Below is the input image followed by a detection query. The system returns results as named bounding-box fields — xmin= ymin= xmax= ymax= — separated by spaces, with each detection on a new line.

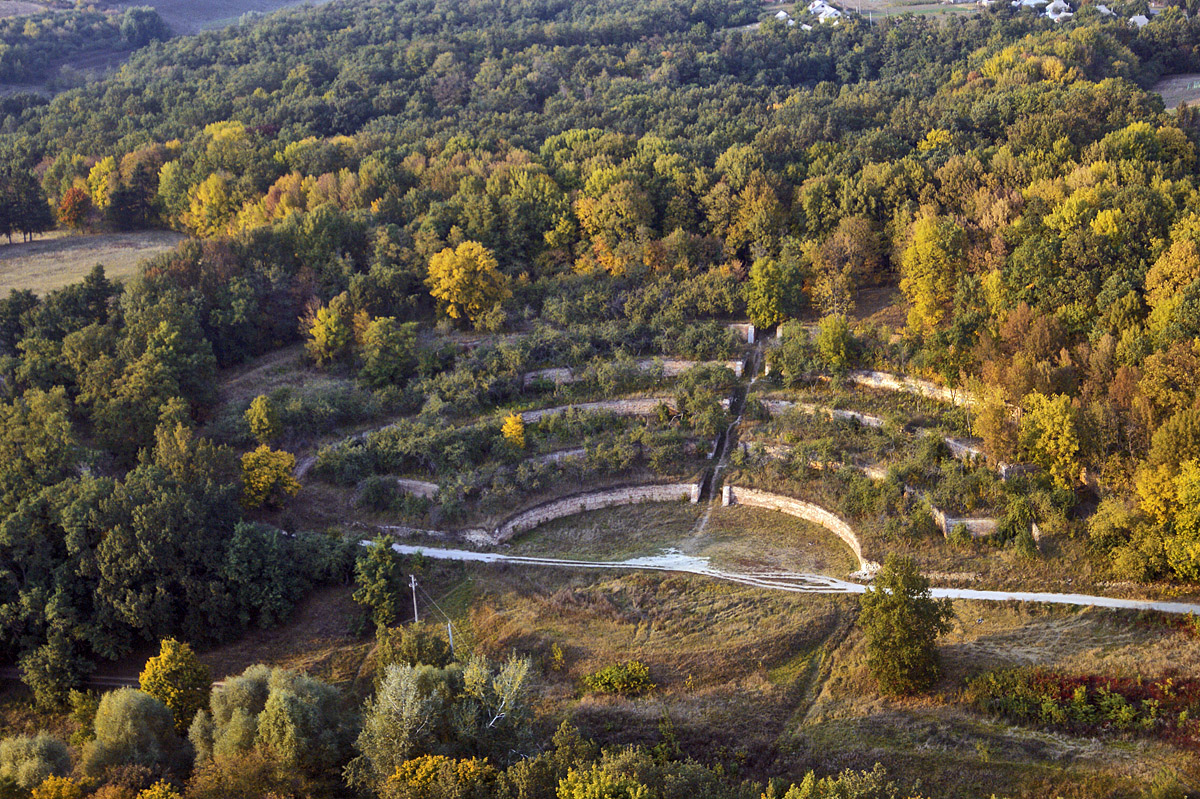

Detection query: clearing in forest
xmin=1154 ymin=72 xmax=1200 ymax=110
xmin=0 ymin=230 xmax=184 ymax=294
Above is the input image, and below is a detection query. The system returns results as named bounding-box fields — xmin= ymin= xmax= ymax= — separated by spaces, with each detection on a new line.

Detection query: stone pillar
xmin=722 ymin=485 xmax=733 ymax=506
xmin=747 ymin=324 xmax=755 ymax=345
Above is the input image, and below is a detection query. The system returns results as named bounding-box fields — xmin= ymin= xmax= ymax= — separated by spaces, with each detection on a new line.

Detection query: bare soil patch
xmin=0 ymin=230 xmax=184 ymax=295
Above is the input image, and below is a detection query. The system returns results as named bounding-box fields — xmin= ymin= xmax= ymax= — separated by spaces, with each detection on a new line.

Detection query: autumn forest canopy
xmin=5 ymin=0 xmax=1200 ymax=793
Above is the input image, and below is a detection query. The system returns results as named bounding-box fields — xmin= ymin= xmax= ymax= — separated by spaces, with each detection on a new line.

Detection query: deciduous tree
xmin=857 ymin=555 xmax=953 ymax=695
xmin=501 ymin=413 xmax=525 ymax=450
xmin=1020 ymin=392 xmax=1082 ymax=490
xmin=900 ymin=215 xmax=965 ymax=332
xmin=139 ymin=638 xmax=212 ymax=734
xmin=426 ymin=242 xmax=510 ymax=327
xmin=244 ymin=395 xmax=280 ymax=445
xmin=240 ymin=445 xmax=300 ymax=509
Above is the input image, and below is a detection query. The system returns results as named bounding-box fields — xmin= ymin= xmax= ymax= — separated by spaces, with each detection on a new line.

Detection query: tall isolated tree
xmin=426 ymin=242 xmax=511 ymax=327
xmin=353 ymin=540 xmax=405 ymax=631
xmin=857 ymin=555 xmax=953 ymax=695
xmin=746 ymin=257 xmax=786 ymax=329
xmin=815 ymin=314 xmax=852 ymax=377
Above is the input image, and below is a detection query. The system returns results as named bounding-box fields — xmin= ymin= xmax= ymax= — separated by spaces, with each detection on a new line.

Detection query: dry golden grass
xmin=0 ymin=683 xmax=76 ymax=739
xmin=217 ymin=344 xmax=312 ymax=407
xmin=500 ymin=502 xmax=859 ymax=576
xmin=432 ymin=562 xmax=1200 ymax=796
xmin=0 ymin=0 xmax=48 ymax=17
xmin=938 ymin=600 xmax=1200 ymax=682
xmin=1154 ymin=72 xmax=1200 ymax=110
xmin=447 ymin=565 xmax=852 ymax=762
xmin=692 ymin=505 xmax=859 ymax=576
xmin=503 ymin=502 xmax=704 ymax=559
xmin=196 ymin=585 xmax=372 ymax=687
xmin=0 ymin=231 xmax=184 ymax=295
xmin=795 ymin=599 xmax=1200 ymax=797
xmin=163 ymin=551 xmax=1200 ymax=796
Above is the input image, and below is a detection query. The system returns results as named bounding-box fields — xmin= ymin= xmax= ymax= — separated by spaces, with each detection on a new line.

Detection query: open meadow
xmin=0 ymin=231 xmax=183 ymax=294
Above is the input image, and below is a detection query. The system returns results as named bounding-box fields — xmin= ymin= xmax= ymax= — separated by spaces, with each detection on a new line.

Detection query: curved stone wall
xmin=521 ymin=397 xmax=730 ymax=424
xmin=494 ymin=483 xmax=700 ymax=542
xmin=722 ymin=485 xmax=877 ymax=574
xmin=522 ymin=358 xmax=745 ymax=388
xmin=848 ymin=370 xmax=978 ymax=408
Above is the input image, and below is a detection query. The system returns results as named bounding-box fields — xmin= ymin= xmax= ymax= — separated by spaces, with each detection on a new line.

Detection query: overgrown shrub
xmin=582 ymin=661 xmax=655 ymax=696
xmin=0 ymin=733 xmax=71 ymax=790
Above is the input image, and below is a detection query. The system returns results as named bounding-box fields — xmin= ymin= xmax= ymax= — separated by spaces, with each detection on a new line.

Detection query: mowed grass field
xmin=0 ymin=0 xmax=52 ymax=18
xmin=0 ymin=231 xmax=184 ymax=295
xmin=1154 ymin=72 xmax=1200 ymax=110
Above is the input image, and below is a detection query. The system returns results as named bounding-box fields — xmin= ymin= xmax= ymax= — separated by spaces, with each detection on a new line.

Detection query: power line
xmin=417 ymin=582 xmax=476 ymax=656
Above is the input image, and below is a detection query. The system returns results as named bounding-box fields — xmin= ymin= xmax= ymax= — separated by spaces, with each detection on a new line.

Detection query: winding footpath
xmin=387 ymin=542 xmax=1200 ymax=616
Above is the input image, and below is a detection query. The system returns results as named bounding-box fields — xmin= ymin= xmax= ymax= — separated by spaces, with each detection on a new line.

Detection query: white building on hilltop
xmin=807 ymin=0 xmax=844 ymax=22
xmin=1044 ymin=0 xmax=1073 ymax=21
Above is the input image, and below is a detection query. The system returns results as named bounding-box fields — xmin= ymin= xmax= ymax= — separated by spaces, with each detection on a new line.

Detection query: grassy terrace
xmin=501 ymin=502 xmax=860 ymax=577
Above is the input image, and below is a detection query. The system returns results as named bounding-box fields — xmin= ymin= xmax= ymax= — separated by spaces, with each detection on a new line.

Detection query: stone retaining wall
xmin=727 ymin=323 xmax=756 ymax=344
xmin=523 ymin=358 xmax=744 ymax=387
xmin=522 ymin=397 xmax=730 ymax=424
xmin=396 ymin=478 xmax=439 ymax=499
xmin=930 ymin=507 xmax=999 ymax=539
xmin=494 ymin=483 xmax=701 ymax=542
xmin=762 ymin=399 xmax=885 ymax=428
xmin=529 ymin=448 xmax=587 ymax=465
xmin=848 ymin=370 xmax=978 ymax=407
xmin=722 ymin=485 xmax=876 ymax=573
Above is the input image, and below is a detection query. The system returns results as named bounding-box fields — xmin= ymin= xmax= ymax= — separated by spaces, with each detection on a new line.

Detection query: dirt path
xmin=687 ymin=344 xmax=760 ymax=539
xmin=386 ymin=542 xmax=1200 ymax=615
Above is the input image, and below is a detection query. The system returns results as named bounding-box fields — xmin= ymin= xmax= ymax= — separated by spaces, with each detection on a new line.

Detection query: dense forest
xmin=5 ymin=0 xmax=1200 ymax=793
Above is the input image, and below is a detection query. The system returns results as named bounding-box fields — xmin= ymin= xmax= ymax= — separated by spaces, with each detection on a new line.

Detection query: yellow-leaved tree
xmin=304 ymin=292 xmax=367 ymax=367
xmin=245 ymin=394 xmax=280 ymax=445
xmin=241 ymin=445 xmax=300 ymax=509
xmin=426 ymin=241 xmax=511 ymax=326
xmin=900 ymin=214 xmax=965 ymax=333
xmin=139 ymin=638 xmax=211 ymax=734
xmin=501 ymin=413 xmax=525 ymax=449
xmin=385 ymin=755 xmax=497 ymax=799
xmin=1019 ymin=392 xmax=1081 ymax=490
xmin=182 ymin=172 xmax=240 ymax=237
xmin=135 ymin=781 xmax=183 ymax=799
xmin=30 ymin=776 xmax=82 ymax=799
